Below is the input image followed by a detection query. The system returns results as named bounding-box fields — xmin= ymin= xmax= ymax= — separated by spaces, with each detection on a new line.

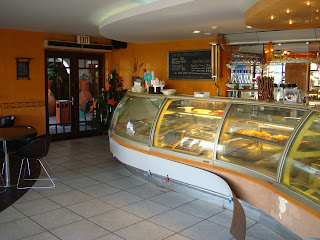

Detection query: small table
xmin=0 ymin=127 xmax=37 ymax=187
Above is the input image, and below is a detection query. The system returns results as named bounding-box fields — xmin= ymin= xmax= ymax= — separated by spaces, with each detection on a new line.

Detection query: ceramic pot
xmin=79 ymin=79 xmax=93 ymax=108
xmin=48 ymin=79 xmax=55 ymax=116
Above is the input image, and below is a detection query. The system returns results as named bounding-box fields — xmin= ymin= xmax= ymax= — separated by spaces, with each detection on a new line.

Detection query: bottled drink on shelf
xmin=243 ymin=70 xmax=248 ymax=83
xmin=230 ymin=70 xmax=236 ymax=83
xmin=238 ymin=70 xmax=243 ymax=83
xmin=248 ymin=70 xmax=252 ymax=83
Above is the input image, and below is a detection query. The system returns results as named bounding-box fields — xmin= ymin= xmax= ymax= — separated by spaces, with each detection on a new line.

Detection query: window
xmin=309 ymin=63 xmax=320 ymax=92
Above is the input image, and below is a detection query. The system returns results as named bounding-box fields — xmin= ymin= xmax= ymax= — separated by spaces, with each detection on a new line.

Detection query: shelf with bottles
xmin=231 ymin=69 xmax=252 ymax=84
xmin=229 ymin=50 xmax=262 ymax=65
xmin=228 ymin=57 xmax=261 ymax=66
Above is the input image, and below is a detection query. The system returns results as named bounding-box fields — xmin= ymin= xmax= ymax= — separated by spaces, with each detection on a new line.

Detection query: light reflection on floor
xmin=49 ymin=113 xmax=93 ymax=134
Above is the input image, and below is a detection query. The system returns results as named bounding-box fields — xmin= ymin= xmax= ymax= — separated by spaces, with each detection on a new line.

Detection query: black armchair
xmin=15 ymin=133 xmax=55 ymax=189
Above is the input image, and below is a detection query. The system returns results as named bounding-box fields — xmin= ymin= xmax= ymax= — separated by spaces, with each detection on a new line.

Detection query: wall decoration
xmin=0 ymin=101 xmax=45 ymax=109
xmin=16 ymin=58 xmax=33 ymax=80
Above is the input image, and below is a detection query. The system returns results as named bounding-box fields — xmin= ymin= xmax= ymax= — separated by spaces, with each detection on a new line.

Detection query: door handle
xmin=71 ymin=97 xmax=74 ymax=106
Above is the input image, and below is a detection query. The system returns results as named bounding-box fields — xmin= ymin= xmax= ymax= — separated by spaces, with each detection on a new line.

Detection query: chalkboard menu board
xmin=168 ymin=49 xmax=211 ymax=80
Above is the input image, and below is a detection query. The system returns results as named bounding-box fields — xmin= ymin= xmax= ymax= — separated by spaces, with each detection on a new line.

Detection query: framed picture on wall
xmin=16 ymin=58 xmax=32 ymax=80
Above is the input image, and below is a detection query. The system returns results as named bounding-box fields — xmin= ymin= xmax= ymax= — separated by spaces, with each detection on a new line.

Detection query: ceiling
xmin=0 ymin=0 xmax=262 ymax=44
xmin=0 ymin=0 xmax=319 ymax=44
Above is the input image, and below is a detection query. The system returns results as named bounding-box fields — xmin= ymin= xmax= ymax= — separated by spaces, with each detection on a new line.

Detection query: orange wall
xmin=0 ymin=28 xmax=111 ymax=135
xmin=110 ymin=38 xmax=228 ymax=96
xmin=0 ymin=28 xmax=228 ymax=135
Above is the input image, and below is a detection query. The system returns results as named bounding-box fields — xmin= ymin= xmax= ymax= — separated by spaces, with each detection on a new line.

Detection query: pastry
xmin=272 ymin=134 xmax=289 ymax=142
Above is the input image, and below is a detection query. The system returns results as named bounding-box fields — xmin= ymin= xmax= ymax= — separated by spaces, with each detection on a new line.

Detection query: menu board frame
xmin=168 ymin=49 xmax=212 ymax=80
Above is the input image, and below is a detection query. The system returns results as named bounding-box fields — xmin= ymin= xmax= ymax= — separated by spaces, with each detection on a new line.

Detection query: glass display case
xmin=154 ymin=99 xmax=227 ymax=160
xmin=216 ymin=104 xmax=307 ymax=179
xmin=111 ymin=95 xmax=164 ymax=145
xmin=110 ymin=92 xmax=320 ymax=206
xmin=282 ymin=112 xmax=320 ymax=203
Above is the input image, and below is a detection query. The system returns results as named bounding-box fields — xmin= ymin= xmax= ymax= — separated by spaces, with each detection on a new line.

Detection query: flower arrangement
xmin=80 ymin=73 xmax=93 ymax=83
xmin=128 ymin=57 xmax=143 ymax=77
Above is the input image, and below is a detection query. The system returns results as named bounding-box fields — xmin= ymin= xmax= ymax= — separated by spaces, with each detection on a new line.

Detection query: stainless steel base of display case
xmin=124 ymin=164 xmax=302 ymax=240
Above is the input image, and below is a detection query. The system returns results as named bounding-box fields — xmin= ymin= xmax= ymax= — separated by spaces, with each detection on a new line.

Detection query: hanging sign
xmin=144 ymin=73 xmax=152 ymax=81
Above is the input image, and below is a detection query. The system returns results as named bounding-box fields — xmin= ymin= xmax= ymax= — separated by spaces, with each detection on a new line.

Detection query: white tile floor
xmin=0 ymin=136 xmax=287 ymax=240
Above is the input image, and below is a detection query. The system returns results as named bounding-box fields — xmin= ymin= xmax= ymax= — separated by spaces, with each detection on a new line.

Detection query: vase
xmin=79 ymin=79 xmax=93 ymax=108
xmin=48 ymin=79 xmax=56 ymax=116
xmin=132 ymin=76 xmax=140 ymax=86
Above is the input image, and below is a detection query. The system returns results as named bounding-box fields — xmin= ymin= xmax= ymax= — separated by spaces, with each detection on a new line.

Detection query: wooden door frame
xmin=45 ymin=50 xmax=105 ymax=140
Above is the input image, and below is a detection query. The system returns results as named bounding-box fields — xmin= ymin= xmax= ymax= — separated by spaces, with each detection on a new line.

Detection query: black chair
xmin=15 ymin=133 xmax=55 ymax=189
xmin=7 ymin=126 xmax=37 ymax=153
xmin=0 ymin=116 xmax=15 ymax=185
xmin=0 ymin=115 xmax=15 ymax=151
xmin=0 ymin=151 xmax=5 ymax=191
xmin=2 ymin=126 xmax=37 ymax=176
xmin=0 ymin=116 xmax=15 ymax=128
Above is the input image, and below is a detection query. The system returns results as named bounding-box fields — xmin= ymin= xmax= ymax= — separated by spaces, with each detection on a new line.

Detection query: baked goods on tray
xmin=235 ymin=129 xmax=289 ymax=143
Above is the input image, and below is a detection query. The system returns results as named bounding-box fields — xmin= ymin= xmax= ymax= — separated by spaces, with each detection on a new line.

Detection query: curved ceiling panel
xmin=99 ymin=0 xmax=259 ymax=44
xmin=246 ymin=0 xmax=320 ymax=30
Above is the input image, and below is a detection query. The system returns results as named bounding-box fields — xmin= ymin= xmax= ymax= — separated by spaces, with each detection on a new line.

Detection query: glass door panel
xmin=78 ymin=58 xmax=100 ymax=132
xmin=46 ymin=51 xmax=104 ymax=140
xmin=47 ymin=57 xmax=72 ymax=137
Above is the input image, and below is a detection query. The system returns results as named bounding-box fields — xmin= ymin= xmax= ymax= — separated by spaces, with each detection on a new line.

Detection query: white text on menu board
xmin=190 ymin=59 xmax=211 ymax=74
xmin=171 ymin=57 xmax=186 ymax=72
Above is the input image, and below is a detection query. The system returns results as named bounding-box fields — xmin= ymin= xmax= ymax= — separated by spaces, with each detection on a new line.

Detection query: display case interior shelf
xmin=165 ymin=108 xmax=223 ymax=117
xmin=230 ymin=132 xmax=286 ymax=147
xmin=172 ymin=137 xmax=214 ymax=156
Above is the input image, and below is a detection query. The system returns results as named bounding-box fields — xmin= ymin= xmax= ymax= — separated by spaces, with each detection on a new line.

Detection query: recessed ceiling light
xmin=289 ymin=19 xmax=293 ymax=24
xmin=306 ymin=1 xmax=311 ymax=6
xmin=270 ymin=15 xmax=274 ymax=20
xmin=193 ymin=30 xmax=201 ymax=34
xmin=286 ymin=9 xmax=291 ymax=13
xmin=211 ymin=26 xmax=220 ymax=30
xmin=247 ymin=26 xmax=252 ymax=28
xmin=204 ymin=32 xmax=212 ymax=35
xmin=306 ymin=42 xmax=310 ymax=44
xmin=278 ymin=43 xmax=282 ymax=45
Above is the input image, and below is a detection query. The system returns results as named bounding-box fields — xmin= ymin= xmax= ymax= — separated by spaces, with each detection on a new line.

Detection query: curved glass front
xmin=111 ymin=96 xmax=163 ymax=145
xmin=111 ymin=93 xmax=320 ymax=209
xmin=154 ymin=99 xmax=227 ymax=160
xmin=282 ymin=112 xmax=320 ymax=204
xmin=216 ymin=104 xmax=307 ymax=179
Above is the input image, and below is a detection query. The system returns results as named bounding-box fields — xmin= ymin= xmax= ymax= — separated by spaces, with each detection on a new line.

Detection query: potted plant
xmin=47 ymin=68 xmax=57 ymax=116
